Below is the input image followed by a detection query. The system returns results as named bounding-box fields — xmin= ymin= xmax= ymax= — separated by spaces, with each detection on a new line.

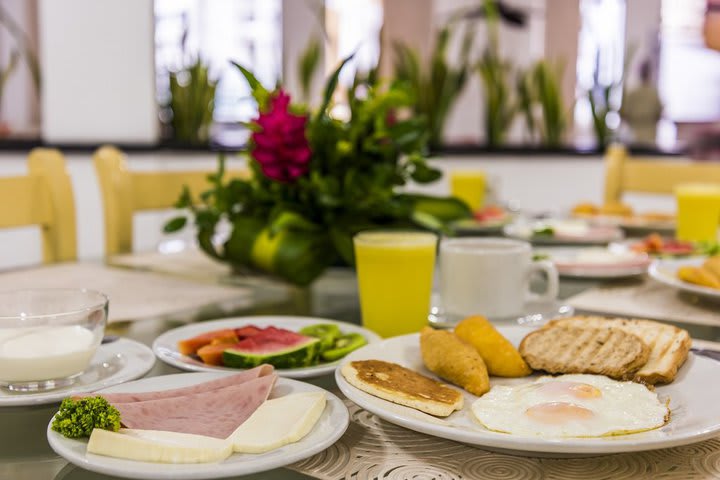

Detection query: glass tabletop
xmin=1 ymin=263 xmax=719 ymax=480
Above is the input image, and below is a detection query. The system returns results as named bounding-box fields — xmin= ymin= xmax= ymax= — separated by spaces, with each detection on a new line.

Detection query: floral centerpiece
xmin=166 ymin=58 xmax=470 ymax=286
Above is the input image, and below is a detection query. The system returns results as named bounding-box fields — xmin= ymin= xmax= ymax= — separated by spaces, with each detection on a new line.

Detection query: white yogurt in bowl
xmin=0 ymin=326 xmax=97 ymax=382
xmin=0 ymin=289 xmax=108 ymax=391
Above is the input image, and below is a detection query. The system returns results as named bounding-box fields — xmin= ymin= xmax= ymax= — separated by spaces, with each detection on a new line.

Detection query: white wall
xmin=38 ymin=0 xmax=159 ymax=144
xmin=0 ymin=151 xmax=676 ymax=271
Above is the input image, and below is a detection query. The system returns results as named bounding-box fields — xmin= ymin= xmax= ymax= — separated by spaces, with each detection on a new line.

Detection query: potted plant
xmin=165 ymin=58 xmax=470 ymax=286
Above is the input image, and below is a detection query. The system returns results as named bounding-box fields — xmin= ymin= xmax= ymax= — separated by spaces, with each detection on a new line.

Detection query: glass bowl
xmin=0 ymin=289 xmax=108 ymax=392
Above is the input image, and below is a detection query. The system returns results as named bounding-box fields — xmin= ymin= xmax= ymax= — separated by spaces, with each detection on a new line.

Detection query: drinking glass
xmin=0 ymin=289 xmax=108 ymax=392
xmin=675 ymin=183 xmax=720 ymax=242
xmin=450 ymin=170 xmax=486 ymax=212
xmin=353 ymin=231 xmax=437 ymax=338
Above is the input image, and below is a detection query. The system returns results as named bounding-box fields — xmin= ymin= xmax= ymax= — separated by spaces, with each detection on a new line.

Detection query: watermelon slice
xmin=234 ymin=325 xmax=263 ymax=339
xmin=178 ymin=329 xmax=238 ymax=355
xmin=222 ymin=327 xmax=321 ymax=369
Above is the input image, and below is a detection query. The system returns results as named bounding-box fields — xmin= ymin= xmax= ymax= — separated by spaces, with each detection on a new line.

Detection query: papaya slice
xmin=177 ymin=329 xmax=238 ymax=355
xmin=196 ymin=343 xmax=231 ymax=366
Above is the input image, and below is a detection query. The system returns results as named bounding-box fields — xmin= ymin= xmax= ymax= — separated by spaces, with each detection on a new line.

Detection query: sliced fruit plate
xmin=153 ymin=316 xmax=382 ymax=379
xmin=451 ymin=205 xmax=514 ymax=234
xmin=615 ymin=234 xmax=717 ymax=257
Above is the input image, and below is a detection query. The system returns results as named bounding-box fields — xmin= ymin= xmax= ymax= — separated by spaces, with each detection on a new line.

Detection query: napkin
xmin=566 ymin=277 xmax=720 ymax=327
xmin=0 ymin=263 xmax=252 ymax=323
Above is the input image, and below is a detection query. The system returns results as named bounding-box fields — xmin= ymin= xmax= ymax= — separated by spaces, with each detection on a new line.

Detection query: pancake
xmin=341 ymin=359 xmax=463 ymax=417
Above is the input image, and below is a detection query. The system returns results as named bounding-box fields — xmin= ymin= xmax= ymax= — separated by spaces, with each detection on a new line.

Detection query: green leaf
xmin=317 ymin=53 xmax=355 ymax=118
xmin=231 ymin=61 xmax=262 ymax=91
xmin=411 ymin=163 xmax=442 ymax=183
xmin=329 ymin=227 xmax=355 ymax=266
xmin=298 ymin=36 xmax=322 ymax=101
xmin=231 ymin=61 xmax=269 ymax=107
xmin=410 ymin=210 xmax=449 ymax=234
xmin=173 ymin=186 xmax=193 ymax=209
xmin=163 ymin=216 xmax=187 ymax=233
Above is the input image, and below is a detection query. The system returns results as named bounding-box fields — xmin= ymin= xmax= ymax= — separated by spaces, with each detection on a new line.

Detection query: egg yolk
xmin=537 ymin=381 xmax=602 ymax=399
xmin=525 ymin=402 xmax=595 ymax=424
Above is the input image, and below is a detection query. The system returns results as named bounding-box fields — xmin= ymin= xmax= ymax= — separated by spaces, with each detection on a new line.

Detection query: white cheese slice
xmin=87 ymin=428 xmax=233 ymax=464
xmin=231 ymin=391 xmax=326 ymax=453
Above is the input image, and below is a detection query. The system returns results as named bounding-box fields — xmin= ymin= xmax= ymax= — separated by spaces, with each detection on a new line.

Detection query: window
xmin=154 ymin=0 xmax=282 ymax=127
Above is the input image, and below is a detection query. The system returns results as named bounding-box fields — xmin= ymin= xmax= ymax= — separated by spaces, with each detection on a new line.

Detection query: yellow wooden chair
xmin=0 ymin=148 xmax=76 ymax=263
xmin=603 ymin=144 xmax=720 ymax=204
xmin=93 ymin=145 xmax=247 ymax=256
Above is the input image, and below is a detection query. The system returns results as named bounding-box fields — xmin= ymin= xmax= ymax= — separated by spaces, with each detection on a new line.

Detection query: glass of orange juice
xmin=353 ymin=231 xmax=437 ymax=338
xmin=450 ymin=170 xmax=486 ymax=212
xmin=675 ymin=183 xmax=720 ymax=242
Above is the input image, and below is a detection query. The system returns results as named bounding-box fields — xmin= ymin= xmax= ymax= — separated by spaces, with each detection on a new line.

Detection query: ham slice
xmin=78 ymin=364 xmax=274 ymax=403
xmin=113 ymin=374 xmax=277 ymax=439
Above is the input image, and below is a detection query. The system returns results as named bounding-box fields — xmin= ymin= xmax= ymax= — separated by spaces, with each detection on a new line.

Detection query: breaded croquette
xmin=420 ymin=327 xmax=490 ymax=396
xmin=455 ymin=316 xmax=531 ymax=377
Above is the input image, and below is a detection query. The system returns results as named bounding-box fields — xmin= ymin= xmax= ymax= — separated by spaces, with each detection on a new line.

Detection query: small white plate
xmin=504 ymin=222 xmax=624 ymax=245
xmin=47 ymin=372 xmax=349 ymax=480
xmin=649 ymin=258 xmax=720 ymax=301
xmin=539 ymin=247 xmax=651 ymax=279
xmin=0 ymin=338 xmax=155 ymax=407
xmin=153 ymin=316 xmax=382 ymax=379
xmin=336 ymin=325 xmax=720 ymax=456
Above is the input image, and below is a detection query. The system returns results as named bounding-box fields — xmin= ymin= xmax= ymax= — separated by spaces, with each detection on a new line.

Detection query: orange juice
xmin=353 ymin=232 xmax=437 ymax=338
xmin=450 ymin=171 xmax=486 ymax=212
xmin=675 ymin=183 xmax=720 ymax=242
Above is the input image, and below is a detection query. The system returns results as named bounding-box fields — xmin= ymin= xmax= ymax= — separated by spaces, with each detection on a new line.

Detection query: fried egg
xmin=471 ymin=374 xmax=669 ymax=438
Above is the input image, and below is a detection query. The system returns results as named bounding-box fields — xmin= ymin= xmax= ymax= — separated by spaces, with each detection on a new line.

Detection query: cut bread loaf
xmin=341 ymin=360 xmax=463 ymax=417
xmin=519 ymin=325 xmax=650 ymax=379
xmin=546 ymin=316 xmax=691 ymax=384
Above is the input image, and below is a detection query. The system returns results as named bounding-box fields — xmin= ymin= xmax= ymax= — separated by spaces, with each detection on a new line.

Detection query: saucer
xmin=428 ymin=293 xmax=574 ymax=328
xmin=0 ymin=338 xmax=155 ymax=407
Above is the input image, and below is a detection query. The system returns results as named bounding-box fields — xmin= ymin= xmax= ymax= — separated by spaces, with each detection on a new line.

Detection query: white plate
xmin=578 ymin=214 xmax=676 ymax=234
xmin=336 ymin=325 xmax=720 ymax=456
xmin=649 ymin=258 xmax=720 ymax=300
xmin=47 ymin=372 xmax=349 ymax=480
xmin=0 ymin=338 xmax=154 ymax=407
xmin=153 ymin=316 xmax=382 ymax=379
xmin=504 ymin=222 xmax=624 ymax=245
xmin=539 ymin=247 xmax=651 ymax=279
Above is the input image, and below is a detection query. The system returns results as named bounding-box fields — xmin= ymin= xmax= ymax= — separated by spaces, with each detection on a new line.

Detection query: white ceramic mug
xmin=439 ymin=237 xmax=559 ymax=319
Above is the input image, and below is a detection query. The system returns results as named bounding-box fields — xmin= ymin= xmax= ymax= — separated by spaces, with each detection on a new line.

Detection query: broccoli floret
xmin=51 ymin=396 xmax=121 ymax=439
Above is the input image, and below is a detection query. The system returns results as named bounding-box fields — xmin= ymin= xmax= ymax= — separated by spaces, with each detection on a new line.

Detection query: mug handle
xmin=525 ymin=260 xmax=559 ymax=304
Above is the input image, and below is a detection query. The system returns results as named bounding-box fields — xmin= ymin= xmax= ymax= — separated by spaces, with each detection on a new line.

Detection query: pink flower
xmin=251 ymin=90 xmax=311 ymax=183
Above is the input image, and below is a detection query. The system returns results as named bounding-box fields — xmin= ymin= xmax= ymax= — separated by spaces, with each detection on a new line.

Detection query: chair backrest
xmin=0 ymin=148 xmax=77 ymax=263
xmin=603 ymin=144 xmax=720 ymax=204
xmin=93 ymin=145 xmax=247 ymax=255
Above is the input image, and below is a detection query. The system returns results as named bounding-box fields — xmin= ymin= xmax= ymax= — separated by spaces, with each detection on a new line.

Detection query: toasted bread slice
xmin=547 ymin=316 xmax=691 ymax=384
xmin=519 ymin=325 xmax=650 ymax=379
xmin=341 ymin=360 xmax=463 ymax=417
